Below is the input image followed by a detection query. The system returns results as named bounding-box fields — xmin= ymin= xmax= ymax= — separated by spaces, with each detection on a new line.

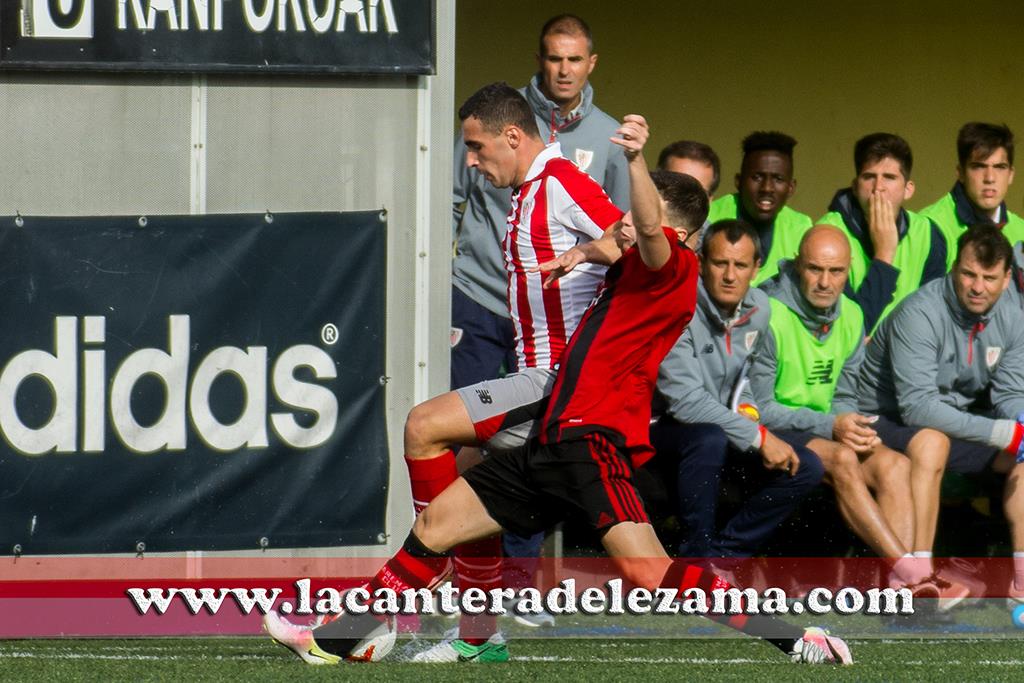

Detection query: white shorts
xmin=455 ymin=367 xmax=556 ymax=451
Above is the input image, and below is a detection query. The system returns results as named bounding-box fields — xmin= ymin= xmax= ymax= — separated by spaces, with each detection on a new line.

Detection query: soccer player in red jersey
xmin=264 ymin=115 xmax=852 ymax=667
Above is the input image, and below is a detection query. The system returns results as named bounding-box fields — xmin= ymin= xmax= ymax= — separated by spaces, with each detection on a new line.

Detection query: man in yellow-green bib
xmin=818 ymin=133 xmax=946 ymax=334
xmin=921 ymin=122 xmax=1023 ymax=271
xmin=707 ymin=131 xmax=812 ymax=284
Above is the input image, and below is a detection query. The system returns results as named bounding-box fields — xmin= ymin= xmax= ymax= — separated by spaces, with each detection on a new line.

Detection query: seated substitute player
xmin=264 ymin=115 xmax=853 ymax=667
xmin=857 ymin=224 xmax=1024 ymax=603
xmin=657 ymin=139 xmax=720 ymax=199
xmin=649 ymin=218 xmax=825 ymax=560
xmin=657 ymin=140 xmax=719 ymax=250
xmin=706 ymin=131 xmax=813 ymax=284
xmin=818 ymin=133 xmax=946 ymax=333
xmin=400 ymin=82 xmax=625 ymax=657
xmin=921 ymin=122 xmax=1024 ymax=270
xmin=748 ymin=226 xmax=953 ymax=596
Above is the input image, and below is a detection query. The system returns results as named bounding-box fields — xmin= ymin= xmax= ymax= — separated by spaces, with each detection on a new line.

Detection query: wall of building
xmin=455 ymin=1 xmax=1024 ymax=216
xmin=0 ymin=1 xmax=456 ymax=557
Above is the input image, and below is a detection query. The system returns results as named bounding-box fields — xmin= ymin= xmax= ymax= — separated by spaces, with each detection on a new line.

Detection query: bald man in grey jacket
xmin=749 ymin=226 xmax=949 ymax=595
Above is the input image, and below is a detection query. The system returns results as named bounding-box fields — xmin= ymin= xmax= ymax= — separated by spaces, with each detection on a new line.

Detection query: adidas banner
xmin=0 ymin=211 xmax=388 ymax=554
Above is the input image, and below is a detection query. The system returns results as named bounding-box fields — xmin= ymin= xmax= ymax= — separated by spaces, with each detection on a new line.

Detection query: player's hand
xmin=759 ymin=429 xmax=800 ymax=476
xmin=616 ymin=222 xmax=637 ymax=250
xmin=534 ymin=246 xmax=586 ymax=288
xmin=610 ymin=114 xmax=650 ymax=161
xmin=867 ymin=192 xmax=898 ymax=264
xmin=833 ymin=412 xmax=881 ymax=454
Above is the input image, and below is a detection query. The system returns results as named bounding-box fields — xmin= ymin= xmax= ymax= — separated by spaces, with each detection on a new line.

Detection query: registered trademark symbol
xmin=321 ymin=323 xmax=339 ymax=345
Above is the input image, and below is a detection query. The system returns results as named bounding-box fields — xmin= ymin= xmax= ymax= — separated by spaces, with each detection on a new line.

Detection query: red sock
xmin=367 ymin=533 xmax=451 ymax=598
xmin=455 ymin=534 xmax=502 ymax=644
xmin=315 ymin=533 xmax=449 ymax=645
xmin=406 ymin=450 xmax=458 ymax=515
xmin=659 ymin=559 xmax=801 ymax=647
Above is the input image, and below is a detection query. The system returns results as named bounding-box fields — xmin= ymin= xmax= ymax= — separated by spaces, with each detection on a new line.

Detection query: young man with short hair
xmin=818 ymin=133 xmax=946 ymax=332
xmin=657 ymin=140 xmax=720 ymax=198
xmin=707 ymin=132 xmax=812 ymax=283
xmin=405 ymin=81 xmax=625 ymax=659
xmin=921 ymin=122 xmax=1023 ymax=270
xmin=450 ymin=16 xmax=630 ymax=627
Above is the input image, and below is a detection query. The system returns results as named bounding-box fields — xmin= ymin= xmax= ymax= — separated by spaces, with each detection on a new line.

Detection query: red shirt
xmin=541 ymin=228 xmax=698 ymax=467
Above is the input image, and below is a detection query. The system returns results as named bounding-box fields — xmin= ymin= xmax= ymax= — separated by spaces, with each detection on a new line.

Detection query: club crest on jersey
xmin=450 ymin=327 xmax=463 ymax=348
xmin=574 ymin=149 xmax=595 ymax=172
xmin=745 ymin=331 xmax=759 ymax=351
xmin=986 ymin=347 xmax=1002 ymax=369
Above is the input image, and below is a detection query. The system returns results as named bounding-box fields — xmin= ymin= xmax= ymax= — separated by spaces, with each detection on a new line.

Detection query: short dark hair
xmin=657 ymin=140 xmax=721 ymax=194
xmin=649 ymin=170 xmax=709 ymax=233
xmin=458 ymin=82 xmax=540 ymax=138
xmin=957 ymin=122 xmax=1015 ymax=167
xmin=702 ymin=219 xmax=763 ymax=264
xmin=539 ymin=14 xmax=593 ymax=55
xmin=956 ymin=223 xmax=1013 ymax=271
xmin=854 ymin=132 xmax=913 ymax=178
xmin=741 ymin=131 xmax=797 ymax=161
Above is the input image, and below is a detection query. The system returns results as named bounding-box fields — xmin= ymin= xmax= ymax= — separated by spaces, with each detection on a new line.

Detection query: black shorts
xmin=461 ymin=431 xmax=650 ymax=538
xmin=872 ymin=414 xmax=997 ymax=474
xmin=774 ymin=429 xmax=815 ymax=449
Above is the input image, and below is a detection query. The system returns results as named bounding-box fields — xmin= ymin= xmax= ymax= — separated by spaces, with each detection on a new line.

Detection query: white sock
xmin=892 ymin=554 xmax=929 ymax=585
xmin=1014 ymin=552 xmax=1024 ymax=590
xmin=912 ymin=551 xmax=934 ymax=577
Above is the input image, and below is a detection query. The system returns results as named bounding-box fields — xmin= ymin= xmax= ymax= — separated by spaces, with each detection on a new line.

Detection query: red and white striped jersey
xmin=505 ymin=143 xmax=624 ymax=370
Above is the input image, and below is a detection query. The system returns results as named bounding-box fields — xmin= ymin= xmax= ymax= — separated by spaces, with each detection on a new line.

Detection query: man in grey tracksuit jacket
xmin=651 ymin=243 xmax=824 ymax=558
xmin=857 ymin=225 xmax=1024 ymax=589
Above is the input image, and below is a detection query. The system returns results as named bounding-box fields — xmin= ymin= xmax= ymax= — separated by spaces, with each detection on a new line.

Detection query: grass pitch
xmin=3 ymin=636 xmax=1024 ymax=682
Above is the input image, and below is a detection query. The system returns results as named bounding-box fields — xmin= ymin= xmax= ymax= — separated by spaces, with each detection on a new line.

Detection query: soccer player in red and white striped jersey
xmin=401 ymin=82 xmax=623 ymax=655
xmin=504 ymin=142 xmax=621 ymax=371
xmin=265 ymin=112 xmax=852 ymax=668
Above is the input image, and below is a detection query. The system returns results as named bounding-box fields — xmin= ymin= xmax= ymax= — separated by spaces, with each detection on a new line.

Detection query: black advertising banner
xmin=0 ymin=211 xmax=388 ymax=554
xmin=0 ymin=0 xmax=434 ymax=74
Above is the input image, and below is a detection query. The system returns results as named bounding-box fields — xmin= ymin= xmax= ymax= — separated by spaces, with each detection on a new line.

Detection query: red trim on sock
xmin=369 ymin=547 xmax=448 ymax=596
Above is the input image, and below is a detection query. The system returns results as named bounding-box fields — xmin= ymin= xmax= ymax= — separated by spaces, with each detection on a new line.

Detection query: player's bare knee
xmin=412 ymin=506 xmax=454 ymax=554
xmin=404 ymin=403 xmax=438 ymax=459
xmin=880 ymin=454 xmax=911 ymax=490
xmin=826 ymin=444 xmax=860 ymax=482
xmin=909 ymin=430 xmax=950 ymax=472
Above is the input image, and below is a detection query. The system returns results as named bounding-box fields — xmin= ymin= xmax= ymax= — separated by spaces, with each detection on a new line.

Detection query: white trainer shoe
xmin=410 ymin=628 xmax=509 ymax=663
xmin=263 ymin=611 xmax=340 ymax=665
xmin=790 ymin=626 xmax=853 ymax=665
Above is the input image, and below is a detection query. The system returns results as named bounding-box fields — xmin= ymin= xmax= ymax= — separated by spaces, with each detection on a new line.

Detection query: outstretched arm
xmin=612 ymin=114 xmax=673 ymax=271
xmin=534 ymin=226 xmax=624 ymax=288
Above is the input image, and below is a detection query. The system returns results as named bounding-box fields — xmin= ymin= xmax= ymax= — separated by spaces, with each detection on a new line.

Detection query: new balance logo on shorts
xmin=806 ymin=359 xmax=835 ymax=385
xmin=475 ymin=389 xmax=493 ymax=405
